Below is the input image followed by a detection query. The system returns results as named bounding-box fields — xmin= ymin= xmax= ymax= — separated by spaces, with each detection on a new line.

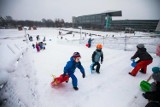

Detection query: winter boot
xmin=139 ymin=69 xmax=146 ymax=74
xmin=96 ymin=71 xmax=100 ymax=74
xmin=129 ymin=72 xmax=136 ymax=77
xmin=73 ymin=87 xmax=79 ymax=91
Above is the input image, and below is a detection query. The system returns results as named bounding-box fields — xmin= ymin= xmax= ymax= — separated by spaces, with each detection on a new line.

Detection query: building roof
xmin=76 ymin=10 xmax=122 ymax=17
xmin=100 ymin=10 xmax=122 ymax=16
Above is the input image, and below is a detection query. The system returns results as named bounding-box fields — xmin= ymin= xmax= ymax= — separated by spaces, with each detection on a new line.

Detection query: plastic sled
xmin=86 ymin=44 xmax=89 ymax=48
xmin=140 ymin=80 xmax=151 ymax=92
xmin=131 ymin=60 xmax=137 ymax=67
xmin=51 ymin=74 xmax=69 ymax=87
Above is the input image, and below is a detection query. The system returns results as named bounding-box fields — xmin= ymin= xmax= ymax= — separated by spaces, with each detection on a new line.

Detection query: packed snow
xmin=0 ymin=28 xmax=160 ymax=107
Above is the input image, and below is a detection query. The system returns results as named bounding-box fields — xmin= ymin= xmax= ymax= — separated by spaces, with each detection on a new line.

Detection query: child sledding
xmin=51 ymin=52 xmax=85 ymax=91
xmin=129 ymin=44 xmax=153 ymax=76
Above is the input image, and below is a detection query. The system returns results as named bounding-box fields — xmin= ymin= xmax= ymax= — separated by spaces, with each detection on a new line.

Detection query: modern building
xmin=72 ymin=11 xmax=159 ymax=32
xmin=110 ymin=20 xmax=159 ymax=32
xmin=72 ymin=11 xmax=122 ymax=29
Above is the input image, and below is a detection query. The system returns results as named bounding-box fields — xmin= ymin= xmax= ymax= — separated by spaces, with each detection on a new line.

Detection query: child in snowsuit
xmin=142 ymin=67 xmax=160 ymax=107
xmin=63 ymin=52 xmax=85 ymax=90
xmin=91 ymin=44 xmax=103 ymax=74
xmin=36 ymin=42 xmax=40 ymax=52
xmin=129 ymin=44 xmax=153 ymax=76
xmin=88 ymin=38 xmax=92 ymax=48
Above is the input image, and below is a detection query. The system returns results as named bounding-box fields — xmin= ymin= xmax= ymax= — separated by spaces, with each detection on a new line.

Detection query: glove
xmin=142 ymin=93 xmax=147 ymax=99
xmin=82 ymin=73 xmax=85 ymax=78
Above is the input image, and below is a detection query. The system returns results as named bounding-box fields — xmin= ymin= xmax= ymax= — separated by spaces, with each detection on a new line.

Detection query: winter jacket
xmin=63 ymin=57 xmax=85 ymax=76
xmin=131 ymin=48 xmax=153 ymax=61
xmin=88 ymin=38 xmax=92 ymax=44
xmin=92 ymin=49 xmax=103 ymax=62
xmin=152 ymin=72 xmax=160 ymax=82
xmin=143 ymin=82 xmax=160 ymax=102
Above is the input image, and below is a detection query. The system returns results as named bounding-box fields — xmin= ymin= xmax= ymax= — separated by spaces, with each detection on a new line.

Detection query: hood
xmin=96 ymin=49 xmax=102 ymax=52
xmin=138 ymin=47 xmax=146 ymax=52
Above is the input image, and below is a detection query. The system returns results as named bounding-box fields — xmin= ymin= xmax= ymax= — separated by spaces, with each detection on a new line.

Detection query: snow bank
xmin=0 ymin=43 xmax=28 ymax=72
xmin=0 ymin=70 xmax=8 ymax=86
xmin=0 ymin=30 xmax=38 ymax=107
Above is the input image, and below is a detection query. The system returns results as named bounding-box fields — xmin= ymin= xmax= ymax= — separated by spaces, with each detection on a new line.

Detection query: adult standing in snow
xmin=129 ymin=44 xmax=153 ymax=76
xmin=63 ymin=52 xmax=85 ymax=90
xmin=156 ymin=44 xmax=160 ymax=67
xmin=36 ymin=35 xmax=40 ymax=41
xmin=156 ymin=44 xmax=160 ymax=57
xmin=91 ymin=44 xmax=103 ymax=74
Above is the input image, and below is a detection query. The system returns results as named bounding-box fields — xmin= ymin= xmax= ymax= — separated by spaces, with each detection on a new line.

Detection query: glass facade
xmin=110 ymin=20 xmax=159 ymax=31
xmin=72 ymin=11 xmax=158 ymax=31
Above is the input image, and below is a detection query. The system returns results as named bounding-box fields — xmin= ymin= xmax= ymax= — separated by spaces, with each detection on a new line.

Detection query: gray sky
xmin=0 ymin=0 xmax=160 ymax=22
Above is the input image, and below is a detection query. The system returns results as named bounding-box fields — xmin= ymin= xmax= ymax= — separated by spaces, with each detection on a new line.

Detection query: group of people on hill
xmin=30 ymin=35 xmax=46 ymax=52
xmin=60 ymin=42 xmax=160 ymax=107
xmin=35 ymin=42 xmax=46 ymax=52
xmin=128 ymin=43 xmax=160 ymax=107
xmin=62 ymin=43 xmax=103 ymax=90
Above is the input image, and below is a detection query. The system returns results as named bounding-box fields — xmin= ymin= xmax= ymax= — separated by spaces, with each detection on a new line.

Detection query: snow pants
xmin=92 ymin=62 xmax=100 ymax=73
xmin=69 ymin=74 xmax=78 ymax=87
xmin=130 ymin=60 xmax=152 ymax=76
xmin=145 ymin=102 xmax=160 ymax=107
xmin=88 ymin=43 xmax=91 ymax=48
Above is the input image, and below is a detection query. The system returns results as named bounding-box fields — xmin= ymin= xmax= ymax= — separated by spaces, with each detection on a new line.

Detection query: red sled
xmin=51 ymin=74 xmax=69 ymax=86
xmin=86 ymin=43 xmax=89 ymax=47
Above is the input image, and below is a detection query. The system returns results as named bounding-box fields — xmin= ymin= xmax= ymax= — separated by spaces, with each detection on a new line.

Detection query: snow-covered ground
xmin=0 ymin=28 xmax=160 ymax=107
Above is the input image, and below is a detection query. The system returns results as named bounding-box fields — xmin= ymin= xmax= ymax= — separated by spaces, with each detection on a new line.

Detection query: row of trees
xmin=0 ymin=16 xmax=72 ymax=29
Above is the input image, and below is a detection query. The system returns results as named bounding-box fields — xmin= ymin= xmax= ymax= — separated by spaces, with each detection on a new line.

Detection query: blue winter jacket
xmin=63 ymin=57 xmax=85 ymax=76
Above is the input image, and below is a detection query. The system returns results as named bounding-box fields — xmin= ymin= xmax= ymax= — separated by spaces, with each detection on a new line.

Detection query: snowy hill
xmin=0 ymin=28 xmax=159 ymax=107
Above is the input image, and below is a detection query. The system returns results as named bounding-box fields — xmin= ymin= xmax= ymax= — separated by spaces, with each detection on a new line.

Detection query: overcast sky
xmin=0 ymin=0 xmax=160 ymax=22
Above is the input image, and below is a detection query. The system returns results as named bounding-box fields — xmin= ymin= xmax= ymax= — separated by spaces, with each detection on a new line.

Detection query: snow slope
xmin=0 ymin=28 xmax=159 ymax=107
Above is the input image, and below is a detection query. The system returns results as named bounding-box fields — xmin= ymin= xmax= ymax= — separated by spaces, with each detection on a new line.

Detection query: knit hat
xmin=96 ymin=44 xmax=103 ymax=49
xmin=152 ymin=67 xmax=160 ymax=82
xmin=152 ymin=67 xmax=160 ymax=73
xmin=137 ymin=44 xmax=145 ymax=49
xmin=72 ymin=52 xmax=81 ymax=59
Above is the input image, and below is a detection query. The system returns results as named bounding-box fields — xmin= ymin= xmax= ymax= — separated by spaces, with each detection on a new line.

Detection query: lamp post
xmin=78 ymin=26 xmax=82 ymax=44
xmin=24 ymin=27 xmax=28 ymax=44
